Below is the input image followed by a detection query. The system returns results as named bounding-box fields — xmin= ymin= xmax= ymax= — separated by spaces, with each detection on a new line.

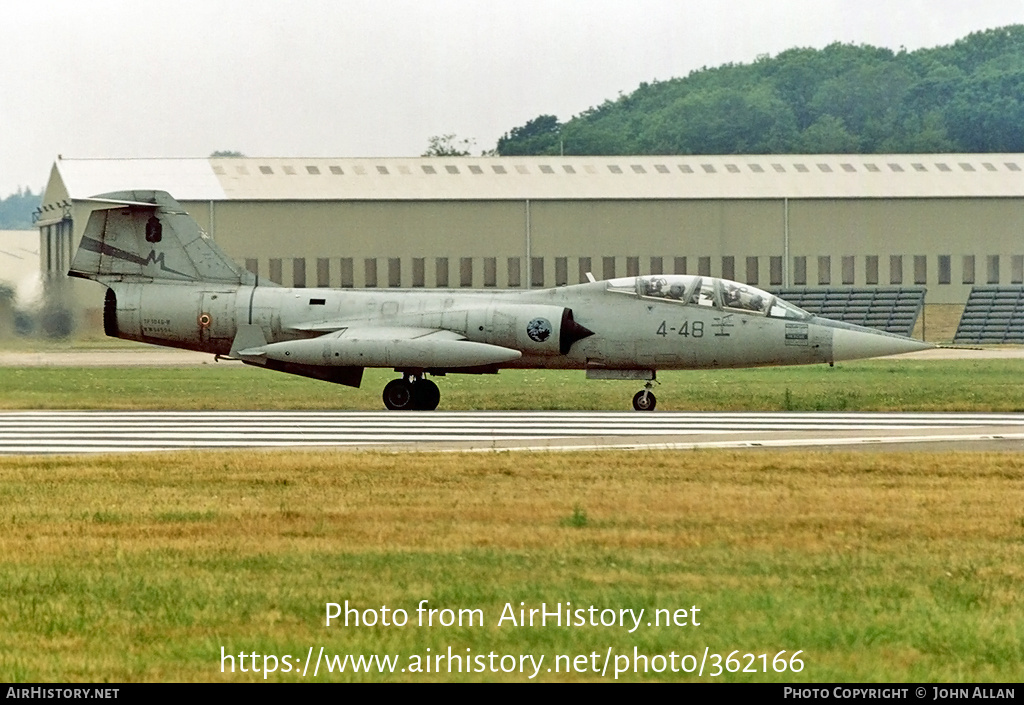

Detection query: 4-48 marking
xmin=657 ymin=320 xmax=704 ymax=337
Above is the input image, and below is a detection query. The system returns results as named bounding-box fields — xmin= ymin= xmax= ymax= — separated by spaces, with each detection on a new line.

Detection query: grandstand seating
xmin=953 ymin=286 xmax=1024 ymax=344
xmin=771 ymin=287 xmax=926 ymax=337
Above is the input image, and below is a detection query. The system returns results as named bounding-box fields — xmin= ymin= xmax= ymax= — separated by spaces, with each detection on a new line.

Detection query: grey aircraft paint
xmin=69 ymin=191 xmax=932 ymax=411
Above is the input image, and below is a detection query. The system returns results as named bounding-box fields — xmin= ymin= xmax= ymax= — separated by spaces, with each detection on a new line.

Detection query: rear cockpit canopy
xmin=607 ymin=275 xmax=811 ymax=320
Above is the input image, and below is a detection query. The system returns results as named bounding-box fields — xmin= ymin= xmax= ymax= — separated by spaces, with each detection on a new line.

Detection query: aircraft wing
xmin=232 ymin=324 xmax=522 ymax=369
xmin=286 ymin=321 xmax=349 ymax=333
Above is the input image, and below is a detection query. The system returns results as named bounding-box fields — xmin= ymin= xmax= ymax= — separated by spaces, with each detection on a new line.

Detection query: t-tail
xmin=68 ymin=190 xmax=255 ymax=286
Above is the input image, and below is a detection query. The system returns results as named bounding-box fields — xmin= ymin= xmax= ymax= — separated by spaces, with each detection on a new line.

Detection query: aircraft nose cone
xmin=830 ymin=325 xmax=933 ymax=362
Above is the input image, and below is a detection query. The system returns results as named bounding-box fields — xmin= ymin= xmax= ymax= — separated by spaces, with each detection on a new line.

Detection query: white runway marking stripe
xmin=1 ymin=411 xmax=1023 ymax=454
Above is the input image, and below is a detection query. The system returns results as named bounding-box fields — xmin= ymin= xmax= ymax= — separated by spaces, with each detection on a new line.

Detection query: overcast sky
xmin=2 ymin=0 xmax=1022 ymax=197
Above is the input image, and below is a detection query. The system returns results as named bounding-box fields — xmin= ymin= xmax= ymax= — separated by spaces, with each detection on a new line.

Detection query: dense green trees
xmin=496 ymin=26 xmax=1024 ymax=155
xmin=0 ymin=188 xmax=41 ymax=230
xmin=496 ymin=115 xmax=562 ymax=155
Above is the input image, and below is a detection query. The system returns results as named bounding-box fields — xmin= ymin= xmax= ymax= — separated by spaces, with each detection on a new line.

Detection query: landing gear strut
xmin=632 ymin=381 xmax=657 ymax=412
xmin=382 ymin=374 xmax=440 ymax=411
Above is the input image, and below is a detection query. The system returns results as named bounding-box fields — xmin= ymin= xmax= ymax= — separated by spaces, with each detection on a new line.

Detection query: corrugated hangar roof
xmin=50 ymin=154 xmax=1024 ymax=203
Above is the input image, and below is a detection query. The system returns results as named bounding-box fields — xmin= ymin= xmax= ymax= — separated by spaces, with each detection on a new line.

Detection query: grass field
xmin=2 ymin=359 xmax=1022 ymax=682
xmin=2 ymin=358 xmax=1024 ymax=411
xmin=0 ymin=449 xmax=1021 ymax=682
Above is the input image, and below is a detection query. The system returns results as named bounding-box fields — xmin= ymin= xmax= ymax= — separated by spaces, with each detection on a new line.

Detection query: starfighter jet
xmin=69 ymin=191 xmax=932 ymax=410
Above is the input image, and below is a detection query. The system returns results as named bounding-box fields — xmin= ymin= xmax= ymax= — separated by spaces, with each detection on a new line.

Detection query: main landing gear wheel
xmin=632 ymin=389 xmax=657 ymax=412
xmin=383 ymin=378 xmax=414 ymax=410
xmin=382 ymin=376 xmax=441 ymax=411
xmin=412 ymin=378 xmax=440 ymax=411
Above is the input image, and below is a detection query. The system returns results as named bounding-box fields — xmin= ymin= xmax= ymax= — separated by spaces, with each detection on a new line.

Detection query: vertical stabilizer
xmin=69 ymin=190 xmax=254 ymax=285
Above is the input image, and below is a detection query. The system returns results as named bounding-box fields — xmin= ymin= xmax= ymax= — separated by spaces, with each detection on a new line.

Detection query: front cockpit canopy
xmin=607 ymin=275 xmax=811 ymax=320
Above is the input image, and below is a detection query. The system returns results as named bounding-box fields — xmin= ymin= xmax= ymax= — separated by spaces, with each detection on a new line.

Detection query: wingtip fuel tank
xmin=238 ymin=328 xmax=522 ymax=370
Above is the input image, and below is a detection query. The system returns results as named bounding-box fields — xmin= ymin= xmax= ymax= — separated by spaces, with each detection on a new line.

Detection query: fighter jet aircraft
xmin=69 ymin=190 xmax=931 ymax=410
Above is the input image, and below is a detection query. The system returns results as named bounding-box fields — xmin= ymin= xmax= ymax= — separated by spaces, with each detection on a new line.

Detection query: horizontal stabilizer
xmin=77 ymin=197 xmax=162 ymax=209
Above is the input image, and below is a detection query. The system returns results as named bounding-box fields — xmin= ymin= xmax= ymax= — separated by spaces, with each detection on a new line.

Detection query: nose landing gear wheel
xmin=383 ymin=379 xmax=414 ymax=410
xmin=632 ymin=389 xmax=657 ymax=411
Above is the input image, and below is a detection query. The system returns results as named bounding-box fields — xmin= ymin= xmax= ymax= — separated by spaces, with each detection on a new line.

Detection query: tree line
xmin=496 ymin=26 xmax=1024 ymax=156
xmin=0 ymin=188 xmax=42 ymax=230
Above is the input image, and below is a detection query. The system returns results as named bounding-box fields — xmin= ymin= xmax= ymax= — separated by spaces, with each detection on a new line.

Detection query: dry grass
xmin=913 ymin=304 xmax=965 ymax=343
xmin=1 ymin=449 xmax=1022 ymax=681
xmin=3 ymin=450 xmax=1019 ymax=552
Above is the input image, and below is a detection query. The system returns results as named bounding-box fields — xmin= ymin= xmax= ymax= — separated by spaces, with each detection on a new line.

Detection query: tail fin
xmin=69 ymin=190 xmax=255 ymax=285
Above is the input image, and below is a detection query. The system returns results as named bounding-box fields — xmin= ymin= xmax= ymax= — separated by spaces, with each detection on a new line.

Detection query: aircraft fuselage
xmin=106 ymin=276 xmax=839 ymax=372
xmin=73 ymin=190 xmax=932 ymax=411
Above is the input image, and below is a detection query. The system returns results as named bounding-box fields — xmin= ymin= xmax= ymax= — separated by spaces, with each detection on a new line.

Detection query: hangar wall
xmin=207 ymin=199 xmax=528 ymax=289
xmin=787 ymin=198 xmax=1024 ymax=298
xmin=192 ymin=196 xmax=1022 ymax=305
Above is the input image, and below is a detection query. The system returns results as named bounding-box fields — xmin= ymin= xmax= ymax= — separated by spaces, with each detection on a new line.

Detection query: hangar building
xmin=37 ymin=154 xmax=1024 ymax=334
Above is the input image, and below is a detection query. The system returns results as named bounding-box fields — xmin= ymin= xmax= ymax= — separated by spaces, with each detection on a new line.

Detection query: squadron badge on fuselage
xmin=526 ymin=317 xmax=552 ymax=343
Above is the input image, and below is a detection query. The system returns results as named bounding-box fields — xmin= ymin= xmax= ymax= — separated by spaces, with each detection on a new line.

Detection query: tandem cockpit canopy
xmin=607 ymin=275 xmax=812 ymax=320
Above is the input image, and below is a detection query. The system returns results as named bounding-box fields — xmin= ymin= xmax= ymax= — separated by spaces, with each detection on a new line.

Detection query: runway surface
xmin=2 ymin=410 xmax=1024 ymax=454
